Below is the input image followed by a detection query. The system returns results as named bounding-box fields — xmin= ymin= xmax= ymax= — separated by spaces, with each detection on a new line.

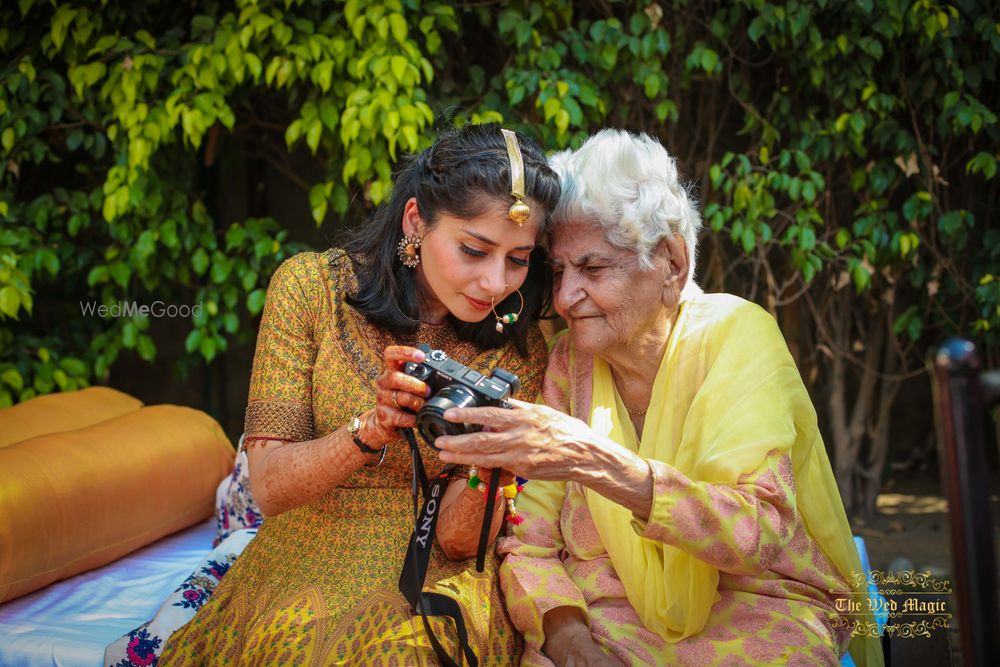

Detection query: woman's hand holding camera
xmin=435 ymin=399 xmax=602 ymax=481
xmin=365 ymin=345 xmax=431 ymax=448
xmin=436 ymin=399 xmax=655 ymax=520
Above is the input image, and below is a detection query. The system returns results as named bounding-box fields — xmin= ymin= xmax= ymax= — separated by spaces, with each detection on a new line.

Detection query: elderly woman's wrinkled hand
xmin=562 ymin=648 xmax=625 ymax=667
xmin=434 ymin=398 xmax=599 ymax=481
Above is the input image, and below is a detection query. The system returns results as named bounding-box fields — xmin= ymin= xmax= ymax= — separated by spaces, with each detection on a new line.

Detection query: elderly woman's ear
xmin=659 ymin=234 xmax=689 ymax=309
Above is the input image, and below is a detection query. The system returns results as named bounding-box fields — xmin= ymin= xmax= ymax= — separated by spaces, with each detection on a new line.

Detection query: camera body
xmin=403 ymin=344 xmax=521 ymax=448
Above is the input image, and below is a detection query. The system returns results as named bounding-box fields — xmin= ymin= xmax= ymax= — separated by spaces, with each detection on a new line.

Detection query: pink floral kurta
xmin=499 ymin=294 xmax=867 ymax=666
xmin=500 ymin=455 xmax=852 ymax=666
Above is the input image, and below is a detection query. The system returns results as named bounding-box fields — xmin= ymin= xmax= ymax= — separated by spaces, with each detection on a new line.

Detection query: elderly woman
xmin=435 ymin=130 xmax=883 ymax=666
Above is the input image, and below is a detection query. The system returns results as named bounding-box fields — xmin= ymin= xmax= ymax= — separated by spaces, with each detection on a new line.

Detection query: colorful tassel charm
xmin=506 ymin=497 xmax=524 ymax=525
xmin=504 ymin=477 xmax=528 ymax=524
xmin=466 ymin=466 xmax=529 ymax=524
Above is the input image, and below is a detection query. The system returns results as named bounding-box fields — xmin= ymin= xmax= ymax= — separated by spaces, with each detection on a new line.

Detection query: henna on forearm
xmin=249 ymin=423 xmax=374 ymax=516
xmin=437 ymin=480 xmax=507 ymax=560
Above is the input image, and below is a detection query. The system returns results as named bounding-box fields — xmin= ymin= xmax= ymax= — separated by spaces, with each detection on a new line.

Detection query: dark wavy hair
xmin=342 ymin=123 xmax=561 ymax=356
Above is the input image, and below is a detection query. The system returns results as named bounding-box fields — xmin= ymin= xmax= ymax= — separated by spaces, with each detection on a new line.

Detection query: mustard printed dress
xmin=499 ymin=293 xmax=884 ymax=667
xmin=159 ymin=250 xmax=546 ymax=666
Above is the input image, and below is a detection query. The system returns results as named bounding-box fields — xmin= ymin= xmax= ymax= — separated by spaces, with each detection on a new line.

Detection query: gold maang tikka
xmin=501 ymin=128 xmax=530 ymax=225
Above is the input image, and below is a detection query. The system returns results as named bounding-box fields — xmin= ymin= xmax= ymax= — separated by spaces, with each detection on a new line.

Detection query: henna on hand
xmin=436 ymin=472 xmax=508 ymax=560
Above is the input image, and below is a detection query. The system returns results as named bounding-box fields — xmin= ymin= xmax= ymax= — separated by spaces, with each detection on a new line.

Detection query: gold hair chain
xmin=501 ymin=128 xmax=530 ymax=225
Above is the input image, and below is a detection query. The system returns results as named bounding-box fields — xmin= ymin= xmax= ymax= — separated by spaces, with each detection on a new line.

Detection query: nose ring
xmin=491 ymin=290 xmax=524 ymax=333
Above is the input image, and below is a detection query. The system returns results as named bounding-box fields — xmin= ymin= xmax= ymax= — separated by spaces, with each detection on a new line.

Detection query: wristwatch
xmin=349 ymin=412 xmax=387 ymax=465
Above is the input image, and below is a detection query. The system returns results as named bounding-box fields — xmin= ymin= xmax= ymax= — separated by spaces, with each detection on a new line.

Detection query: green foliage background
xmin=1 ymin=0 xmax=997 ymax=509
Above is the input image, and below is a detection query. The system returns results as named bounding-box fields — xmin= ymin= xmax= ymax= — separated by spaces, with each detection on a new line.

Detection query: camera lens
xmin=416 ymin=384 xmax=480 ymax=448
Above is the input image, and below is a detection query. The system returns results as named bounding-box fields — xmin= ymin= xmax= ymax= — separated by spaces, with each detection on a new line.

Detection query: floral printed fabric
xmin=103 ymin=528 xmax=258 ymax=667
xmin=212 ymin=444 xmax=263 ymax=547
xmin=104 ymin=445 xmax=264 ymax=667
xmin=501 ymin=457 xmax=852 ymax=666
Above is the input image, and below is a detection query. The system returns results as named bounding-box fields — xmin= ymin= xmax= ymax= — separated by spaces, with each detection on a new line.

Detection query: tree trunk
xmin=860 ymin=318 xmax=901 ymax=520
xmin=827 ymin=301 xmax=853 ymax=510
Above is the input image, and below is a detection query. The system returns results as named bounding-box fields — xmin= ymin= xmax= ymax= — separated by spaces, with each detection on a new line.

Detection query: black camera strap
xmin=398 ymin=428 xmax=501 ymax=667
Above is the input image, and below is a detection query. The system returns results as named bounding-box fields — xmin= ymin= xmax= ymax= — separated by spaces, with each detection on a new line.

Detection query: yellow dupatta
xmin=579 ymin=294 xmax=882 ymax=667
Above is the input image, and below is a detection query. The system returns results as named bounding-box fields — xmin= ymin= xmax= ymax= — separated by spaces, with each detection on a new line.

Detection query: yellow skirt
xmin=159 ymin=488 xmax=521 ymax=666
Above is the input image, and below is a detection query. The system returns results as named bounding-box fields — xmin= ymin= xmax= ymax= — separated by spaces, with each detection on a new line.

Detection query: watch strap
xmin=350 ymin=413 xmax=387 ymax=458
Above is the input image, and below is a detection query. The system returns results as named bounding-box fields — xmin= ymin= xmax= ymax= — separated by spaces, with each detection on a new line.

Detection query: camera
xmin=402 ymin=344 xmax=521 ymax=448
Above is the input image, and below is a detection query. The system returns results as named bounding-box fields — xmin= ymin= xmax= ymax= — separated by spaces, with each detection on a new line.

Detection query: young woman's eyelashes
xmin=459 ymin=244 xmax=530 ymax=267
xmin=459 ymin=243 xmax=486 ymax=258
xmin=508 ymin=255 xmax=530 ymax=267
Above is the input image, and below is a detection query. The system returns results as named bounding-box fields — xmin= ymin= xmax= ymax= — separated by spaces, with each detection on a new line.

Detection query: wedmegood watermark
xmin=79 ymin=300 xmax=203 ymax=318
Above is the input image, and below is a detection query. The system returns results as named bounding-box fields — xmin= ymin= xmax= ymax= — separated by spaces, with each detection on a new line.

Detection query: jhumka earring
xmin=396 ymin=233 xmax=422 ymax=268
xmin=500 ymin=128 xmax=530 ymax=226
xmin=491 ymin=290 xmax=524 ymax=333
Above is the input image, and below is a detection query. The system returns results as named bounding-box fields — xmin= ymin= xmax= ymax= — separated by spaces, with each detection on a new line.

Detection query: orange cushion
xmin=0 ymin=405 xmax=234 ymax=602
xmin=0 ymin=386 xmax=143 ymax=448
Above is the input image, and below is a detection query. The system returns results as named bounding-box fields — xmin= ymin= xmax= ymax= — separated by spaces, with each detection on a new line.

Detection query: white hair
xmin=549 ymin=129 xmax=702 ymax=276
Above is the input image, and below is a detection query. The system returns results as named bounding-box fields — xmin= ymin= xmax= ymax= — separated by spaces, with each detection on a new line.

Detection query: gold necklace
xmin=626 ymin=405 xmax=648 ymax=417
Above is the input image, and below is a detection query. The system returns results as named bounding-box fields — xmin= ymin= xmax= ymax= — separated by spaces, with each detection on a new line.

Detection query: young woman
xmin=157 ymin=123 xmax=560 ymax=665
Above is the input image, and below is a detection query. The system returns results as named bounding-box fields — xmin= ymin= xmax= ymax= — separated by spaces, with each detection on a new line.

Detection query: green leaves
xmin=246 ymin=288 xmax=266 ymax=316
xmin=643 ymin=73 xmax=660 ymax=99
xmin=20 ymin=1 xmax=348 ymax=381
xmin=49 ymin=5 xmax=77 ymax=52
xmin=389 ymin=13 xmax=407 ymax=43
xmin=892 ymin=305 xmax=923 ymax=342
xmin=0 ymin=249 xmax=33 ymax=320
xmin=706 ymin=145 xmax=832 ymax=286
xmin=0 ymin=0 xmax=997 ymax=402
xmin=966 ymin=152 xmax=997 ymax=179
xmin=309 ymin=181 xmax=332 ymax=225
xmin=700 ymin=48 xmax=719 ymax=73
xmin=67 ymin=61 xmax=106 ymax=99
xmin=0 ymin=286 xmax=22 ymax=318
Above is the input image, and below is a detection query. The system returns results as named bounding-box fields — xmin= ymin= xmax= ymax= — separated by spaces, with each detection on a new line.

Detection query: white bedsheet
xmin=0 ymin=518 xmax=216 ymax=667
